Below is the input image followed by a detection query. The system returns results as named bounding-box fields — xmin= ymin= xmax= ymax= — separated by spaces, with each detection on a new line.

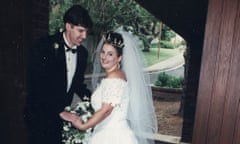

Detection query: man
xmin=24 ymin=5 xmax=93 ymax=144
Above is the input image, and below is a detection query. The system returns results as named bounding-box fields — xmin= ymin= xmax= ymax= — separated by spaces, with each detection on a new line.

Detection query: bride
xmin=60 ymin=28 xmax=158 ymax=144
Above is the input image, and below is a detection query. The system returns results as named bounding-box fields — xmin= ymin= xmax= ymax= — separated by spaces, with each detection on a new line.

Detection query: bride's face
xmin=100 ymin=43 xmax=122 ymax=72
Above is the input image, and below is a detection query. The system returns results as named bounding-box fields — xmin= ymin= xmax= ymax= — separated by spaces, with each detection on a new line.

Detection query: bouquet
xmin=62 ymin=100 xmax=94 ymax=144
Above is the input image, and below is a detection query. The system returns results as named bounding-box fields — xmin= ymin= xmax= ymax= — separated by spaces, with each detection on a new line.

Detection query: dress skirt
xmin=89 ymin=120 xmax=138 ymax=144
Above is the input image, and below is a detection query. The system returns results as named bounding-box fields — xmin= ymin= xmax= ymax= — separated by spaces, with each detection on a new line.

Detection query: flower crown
xmin=103 ymin=32 xmax=125 ymax=49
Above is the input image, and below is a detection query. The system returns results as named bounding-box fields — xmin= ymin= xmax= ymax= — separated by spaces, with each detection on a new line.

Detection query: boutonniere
xmin=53 ymin=42 xmax=59 ymax=50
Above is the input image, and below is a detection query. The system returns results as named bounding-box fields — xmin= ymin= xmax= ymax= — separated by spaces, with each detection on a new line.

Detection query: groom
xmin=24 ymin=5 xmax=93 ymax=144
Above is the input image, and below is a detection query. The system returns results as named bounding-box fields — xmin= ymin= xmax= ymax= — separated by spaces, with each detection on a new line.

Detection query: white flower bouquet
xmin=62 ymin=101 xmax=94 ymax=144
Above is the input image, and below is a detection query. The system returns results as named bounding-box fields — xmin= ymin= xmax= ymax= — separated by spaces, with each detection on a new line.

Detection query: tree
xmin=49 ymin=0 xmax=161 ymax=52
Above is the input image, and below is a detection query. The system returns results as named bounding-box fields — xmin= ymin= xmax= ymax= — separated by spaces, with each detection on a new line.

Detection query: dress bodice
xmin=91 ymin=78 xmax=129 ymax=129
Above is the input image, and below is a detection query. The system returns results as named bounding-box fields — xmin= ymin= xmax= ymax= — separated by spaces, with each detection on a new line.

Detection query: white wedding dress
xmin=89 ymin=78 xmax=138 ymax=144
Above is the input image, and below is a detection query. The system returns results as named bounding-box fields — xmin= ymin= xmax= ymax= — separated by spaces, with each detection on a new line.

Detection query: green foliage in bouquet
xmin=62 ymin=100 xmax=94 ymax=144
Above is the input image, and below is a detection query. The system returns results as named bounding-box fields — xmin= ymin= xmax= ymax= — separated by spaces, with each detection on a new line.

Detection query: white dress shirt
xmin=63 ymin=33 xmax=77 ymax=92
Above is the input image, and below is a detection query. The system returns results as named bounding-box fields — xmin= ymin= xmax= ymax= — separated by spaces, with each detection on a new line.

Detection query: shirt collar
xmin=63 ymin=32 xmax=77 ymax=50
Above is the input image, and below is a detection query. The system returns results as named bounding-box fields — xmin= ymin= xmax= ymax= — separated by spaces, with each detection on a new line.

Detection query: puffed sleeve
xmin=101 ymin=79 xmax=127 ymax=107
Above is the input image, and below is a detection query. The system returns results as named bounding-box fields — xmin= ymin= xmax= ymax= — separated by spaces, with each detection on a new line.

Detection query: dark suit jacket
xmin=24 ymin=32 xmax=91 ymax=128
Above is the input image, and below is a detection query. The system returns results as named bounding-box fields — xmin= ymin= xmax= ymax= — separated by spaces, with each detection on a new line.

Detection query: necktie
xmin=64 ymin=43 xmax=77 ymax=53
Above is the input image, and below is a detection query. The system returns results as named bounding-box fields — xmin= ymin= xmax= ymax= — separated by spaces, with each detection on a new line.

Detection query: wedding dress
xmin=89 ymin=78 xmax=138 ymax=144
xmin=91 ymin=27 xmax=157 ymax=144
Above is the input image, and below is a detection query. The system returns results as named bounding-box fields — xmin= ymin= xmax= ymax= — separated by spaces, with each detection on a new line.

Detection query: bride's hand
xmin=59 ymin=111 xmax=84 ymax=130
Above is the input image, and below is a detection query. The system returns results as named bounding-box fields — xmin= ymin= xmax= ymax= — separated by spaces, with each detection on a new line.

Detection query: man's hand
xmin=59 ymin=111 xmax=85 ymax=130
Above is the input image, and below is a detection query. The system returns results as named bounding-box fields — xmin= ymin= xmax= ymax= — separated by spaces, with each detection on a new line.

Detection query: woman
xmin=60 ymin=29 xmax=157 ymax=144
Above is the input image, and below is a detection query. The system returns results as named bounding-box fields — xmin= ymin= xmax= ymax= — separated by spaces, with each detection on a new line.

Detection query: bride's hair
xmin=103 ymin=31 xmax=125 ymax=56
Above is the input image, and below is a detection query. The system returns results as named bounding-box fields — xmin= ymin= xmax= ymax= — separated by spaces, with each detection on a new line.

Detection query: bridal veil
xmin=92 ymin=27 xmax=158 ymax=144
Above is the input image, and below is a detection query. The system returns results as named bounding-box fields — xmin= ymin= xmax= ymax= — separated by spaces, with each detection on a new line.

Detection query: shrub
xmin=154 ymin=72 xmax=183 ymax=88
xmin=160 ymin=41 xmax=175 ymax=49
xmin=150 ymin=43 xmax=160 ymax=48
xmin=150 ymin=41 xmax=176 ymax=49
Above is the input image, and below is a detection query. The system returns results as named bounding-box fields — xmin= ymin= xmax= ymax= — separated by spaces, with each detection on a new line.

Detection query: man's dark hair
xmin=63 ymin=5 xmax=93 ymax=28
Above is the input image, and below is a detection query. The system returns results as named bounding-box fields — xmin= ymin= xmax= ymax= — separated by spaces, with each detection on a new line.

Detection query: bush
xmin=150 ymin=41 xmax=176 ymax=49
xmin=160 ymin=41 xmax=175 ymax=49
xmin=154 ymin=72 xmax=183 ymax=88
xmin=150 ymin=43 xmax=160 ymax=48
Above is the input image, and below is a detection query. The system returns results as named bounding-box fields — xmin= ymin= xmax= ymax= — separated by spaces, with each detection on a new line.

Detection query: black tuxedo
xmin=24 ymin=32 xmax=91 ymax=144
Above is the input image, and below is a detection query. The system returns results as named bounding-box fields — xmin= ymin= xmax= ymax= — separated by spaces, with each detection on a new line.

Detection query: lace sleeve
xmin=101 ymin=79 xmax=127 ymax=107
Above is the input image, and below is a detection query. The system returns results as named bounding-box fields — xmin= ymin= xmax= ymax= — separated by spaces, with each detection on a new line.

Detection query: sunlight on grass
xmin=142 ymin=48 xmax=181 ymax=66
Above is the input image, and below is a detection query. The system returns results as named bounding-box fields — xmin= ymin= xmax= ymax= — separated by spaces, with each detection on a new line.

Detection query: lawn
xmin=142 ymin=48 xmax=181 ymax=66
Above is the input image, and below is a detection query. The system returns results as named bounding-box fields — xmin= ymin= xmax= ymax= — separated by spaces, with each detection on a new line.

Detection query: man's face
xmin=65 ymin=23 xmax=88 ymax=47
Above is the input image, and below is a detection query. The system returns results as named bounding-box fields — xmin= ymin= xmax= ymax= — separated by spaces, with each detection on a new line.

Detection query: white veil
xmin=92 ymin=27 xmax=158 ymax=144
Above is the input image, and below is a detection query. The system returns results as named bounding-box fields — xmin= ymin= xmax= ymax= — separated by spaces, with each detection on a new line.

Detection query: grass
xmin=142 ymin=47 xmax=181 ymax=66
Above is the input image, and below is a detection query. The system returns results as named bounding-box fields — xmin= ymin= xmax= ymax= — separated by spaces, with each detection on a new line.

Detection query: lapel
xmin=52 ymin=32 xmax=68 ymax=92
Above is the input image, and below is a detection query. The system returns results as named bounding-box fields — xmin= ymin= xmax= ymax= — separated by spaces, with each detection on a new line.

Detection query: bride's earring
xmin=118 ymin=63 xmax=121 ymax=69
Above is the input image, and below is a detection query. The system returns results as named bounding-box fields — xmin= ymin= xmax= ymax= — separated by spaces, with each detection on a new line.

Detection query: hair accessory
xmin=103 ymin=32 xmax=125 ymax=49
